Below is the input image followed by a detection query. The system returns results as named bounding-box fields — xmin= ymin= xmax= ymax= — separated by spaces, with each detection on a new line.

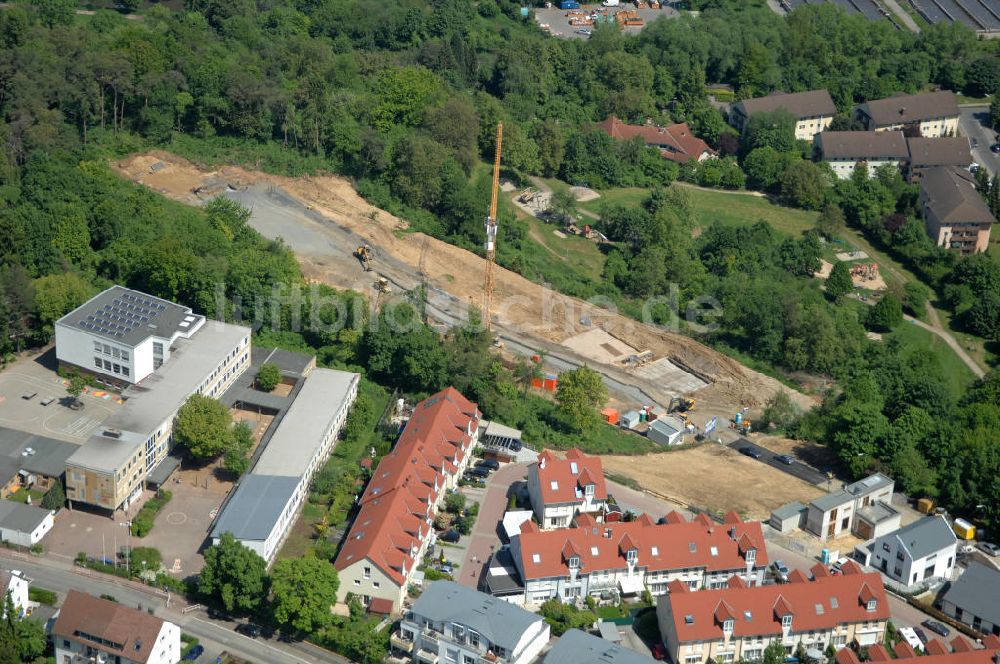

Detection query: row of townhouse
xmin=334 ymin=387 xmax=482 ymax=614
xmin=836 ymin=634 xmax=1000 ymax=664
xmin=657 ymin=561 xmax=891 ymax=664
xmin=496 ymin=511 xmax=767 ymax=605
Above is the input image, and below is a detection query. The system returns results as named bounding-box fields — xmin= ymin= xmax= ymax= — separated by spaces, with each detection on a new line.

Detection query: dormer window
xmin=722 ymin=619 xmax=734 ymax=633
xmin=585 ymin=483 xmax=595 ymax=496
xmin=781 ymin=614 xmax=792 ymax=629
xmin=866 ymin=599 xmax=876 ymax=612
xmin=569 ymin=556 xmax=580 ymax=569
xmin=626 ymin=548 xmax=638 ymax=563
xmin=745 ymin=548 xmax=756 ymax=564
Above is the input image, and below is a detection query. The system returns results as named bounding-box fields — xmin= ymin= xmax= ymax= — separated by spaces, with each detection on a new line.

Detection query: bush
xmin=444 ymin=492 xmax=466 ymax=514
xmin=41 ymin=480 xmax=65 ymax=510
xmin=129 ymin=546 xmax=162 ymax=571
xmin=28 ymin=587 xmax=57 ymax=606
xmin=131 ymin=491 xmax=172 ymax=537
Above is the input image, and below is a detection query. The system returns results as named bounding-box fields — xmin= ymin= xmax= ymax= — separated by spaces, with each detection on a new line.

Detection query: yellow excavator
xmin=669 ymin=396 xmax=696 ymax=414
xmin=355 ymin=244 xmax=372 ymax=271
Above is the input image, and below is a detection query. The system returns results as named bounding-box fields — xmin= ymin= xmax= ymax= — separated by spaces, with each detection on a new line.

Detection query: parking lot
xmin=534 ymin=4 xmax=678 ymax=38
xmin=727 ymin=438 xmax=828 ymax=486
xmin=0 ymin=350 xmax=120 ymax=443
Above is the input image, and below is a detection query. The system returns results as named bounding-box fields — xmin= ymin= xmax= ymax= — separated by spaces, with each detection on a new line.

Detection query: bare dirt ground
xmin=755 ymin=434 xmax=839 ymax=474
xmin=113 ymin=152 xmax=813 ymax=419
xmin=601 ymin=444 xmax=825 ymax=519
xmin=814 ymin=258 xmax=888 ymax=291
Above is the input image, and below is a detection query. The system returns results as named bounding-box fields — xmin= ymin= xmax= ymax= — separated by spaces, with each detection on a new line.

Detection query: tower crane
xmin=483 ymin=122 xmax=503 ymax=331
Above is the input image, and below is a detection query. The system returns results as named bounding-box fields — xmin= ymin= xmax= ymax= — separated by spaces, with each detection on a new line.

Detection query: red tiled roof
xmin=597 ymin=116 xmax=713 ymax=163
xmin=724 ymin=511 xmax=742 ymax=524
xmin=836 ymin=649 xmax=863 ymax=664
xmin=867 ymin=644 xmax=891 ymax=661
xmin=894 ymin=642 xmax=917 ymax=658
xmin=664 ymin=511 xmax=685 ymax=524
xmin=664 ymin=572 xmax=890 ymax=642
xmin=877 ymin=636 xmax=1000 ymax=662
xmin=52 ymin=590 xmax=166 ymax=664
xmin=951 ymin=638 xmax=972 ymax=653
xmin=335 ymin=387 xmax=479 ymax=584
xmin=810 ymin=563 xmax=830 ymax=579
xmin=368 ymin=597 xmax=394 ymax=615
xmin=667 ymin=580 xmax=689 ymax=594
xmin=728 ymin=575 xmax=747 ymax=589
xmin=514 ymin=514 xmax=766 ymax=580
xmin=925 ymin=639 xmax=949 ymax=655
xmin=533 ymin=448 xmax=608 ymax=505
xmin=787 ymin=569 xmax=809 ymax=584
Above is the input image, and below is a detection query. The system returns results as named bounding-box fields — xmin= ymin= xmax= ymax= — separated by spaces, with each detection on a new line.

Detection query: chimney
xmin=899 ymin=107 xmax=906 ymax=116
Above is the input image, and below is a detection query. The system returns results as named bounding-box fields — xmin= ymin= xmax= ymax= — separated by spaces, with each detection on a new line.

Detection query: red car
xmin=650 ymin=643 xmax=667 ymax=660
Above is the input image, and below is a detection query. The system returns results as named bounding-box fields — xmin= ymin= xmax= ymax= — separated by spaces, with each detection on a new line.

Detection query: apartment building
xmin=61 ymin=287 xmax=250 ymax=512
xmin=657 ymin=564 xmax=890 ymax=664
xmin=389 ymin=581 xmax=550 ymax=664
xmin=210 ymin=367 xmax=358 ymax=564
xmin=526 ymin=449 xmax=608 ymax=529
xmin=335 ymin=388 xmax=481 ymax=614
xmin=730 ymin=90 xmax=836 ymax=142
xmin=855 ymin=90 xmax=959 ymax=138
xmin=836 ymin=635 xmax=1000 ymax=664
xmin=52 ymin=590 xmax=181 ymax=664
xmin=804 ymin=474 xmax=895 ymax=541
xmin=856 ymin=516 xmax=957 ymax=590
xmin=920 ymin=165 xmax=995 ymax=254
xmin=906 ymin=136 xmax=972 ymax=177
xmin=813 ymin=131 xmax=909 ymax=179
xmin=503 ymin=511 xmax=767 ymax=605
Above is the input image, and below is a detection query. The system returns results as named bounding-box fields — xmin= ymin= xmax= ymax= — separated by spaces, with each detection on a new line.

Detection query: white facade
xmin=0 ymin=506 xmax=54 ymax=548
xmin=866 ymin=517 xmax=957 ymax=589
xmin=54 ymin=620 xmax=180 ymax=664
xmin=2 ymin=570 xmax=29 ymax=617
xmin=825 ymin=157 xmax=905 ymax=179
xmin=805 ymin=474 xmax=894 ymax=541
xmin=867 ymin=117 xmax=959 ymax=138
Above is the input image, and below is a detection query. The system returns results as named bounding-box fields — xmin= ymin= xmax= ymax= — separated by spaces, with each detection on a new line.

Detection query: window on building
xmin=781 ymin=614 xmax=792 ymax=629
xmin=373 ymin=582 xmax=380 ymax=589
xmin=723 ymin=619 xmax=734 ymax=633
xmin=569 ymin=556 xmax=580 ymax=569
xmin=122 ymin=367 xmax=129 ymax=377
xmin=363 ymin=566 xmax=371 ymax=579
xmin=469 ymin=632 xmax=479 ymax=648
xmin=103 ymin=359 xmax=112 ymax=370
xmin=626 ymin=548 xmax=638 ymax=563
xmin=113 ymin=363 xmax=120 ymax=374
xmin=103 ymin=343 xmax=111 ymax=354
xmin=353 ymin=580 xmax=360 ymax=586
xmin=94 ymin=357 xmax=102 ymax=369
xmin=112 ymin=348 xmax=120 ymax=358
xmin=446 ymin=649 xmax=459 ymax=663
xmin=121 ymin=351 xmax=129 ymax=361
xmin=866 ymin=600 xmax=876 ymax=612
xmin=93 ymin=341 xmax=101 ymax=352
xmin=464 ymin=657 xmax=475 ymax=664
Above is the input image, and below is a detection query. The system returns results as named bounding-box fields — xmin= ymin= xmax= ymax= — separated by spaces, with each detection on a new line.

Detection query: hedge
xmin=131 ymin=490 xmax=172 ymax=537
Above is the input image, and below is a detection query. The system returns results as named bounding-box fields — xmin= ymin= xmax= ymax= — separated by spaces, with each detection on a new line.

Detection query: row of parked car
xmin=463 ymin=458 xmax=500 ymax=482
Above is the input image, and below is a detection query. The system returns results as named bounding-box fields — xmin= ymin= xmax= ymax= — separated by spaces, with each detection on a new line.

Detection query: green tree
xmin=256 ymin=363 xmax=281 ymax=392
xmin=780 ymin=160 xmax=828 ymax=210
xmin=554 ymin=366 xmax=608 ymax=433
xmin=0 ymin=594 xmax=46 ymax=661
xmin=991 ymin=95 xmax=1000 ymax=130
xmin=902 ymin=281 xmax=929 ymax=317
xmin=868 ymin=294 xmax=904 ymax=331
xmin=816 ymin=203 xmax=845 ymax=240
xmin=270 ymin=557 xmax=340 ymax=634
xmin=825 ymin=261 xmax=853 ymax=299
xmin=760 ymin=390 xmax=801 ymax=432
xmin=41 ymin=479 xmax=65 ymax=510
xmin=65 ymin=375 xmax=87 ymax=408
xmin=199 ymin=533 xmax=268 ymax=614
xmin=444 ymin=491 xmax=466 ymax=514
xmin=742 ymin=109 xmax=797 ymax=155
xmin=548 ymin=189 xmax=578 ymax=224
xmin=538 ymin=599 xmax=597 ymax=636
xmin=33 ymin=273 xmax=94 ymax=334
xmin=128 ymin=546 xmax=163 ymax=572
xmin=763 ymin=642 xmax=787 ymax=664
xmin=742 ymin=146 xmax=788 ymax=192
xmin=174 ymin=394 xmax=234 ymax=460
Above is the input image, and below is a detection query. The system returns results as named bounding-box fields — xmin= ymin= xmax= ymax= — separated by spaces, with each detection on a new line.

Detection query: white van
xmin=602 ymin=0 xmax=620 ymax=6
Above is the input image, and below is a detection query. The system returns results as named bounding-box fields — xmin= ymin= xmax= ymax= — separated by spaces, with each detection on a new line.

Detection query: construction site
xmin=113 ymin=150 xmax=814 ymax=438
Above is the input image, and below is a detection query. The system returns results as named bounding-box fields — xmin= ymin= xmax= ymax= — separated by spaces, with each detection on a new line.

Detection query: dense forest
xmin=1 ymin=0 xmax=1000 ymax=526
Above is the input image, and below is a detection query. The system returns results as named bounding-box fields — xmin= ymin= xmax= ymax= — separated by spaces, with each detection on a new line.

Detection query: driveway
xmin=457 ymin=462 xmax=528 ymax=589
xmin=959 ymin=105 xmax=999 ymax=176
xmin=726 ymin=438 xmax=828 ymax=486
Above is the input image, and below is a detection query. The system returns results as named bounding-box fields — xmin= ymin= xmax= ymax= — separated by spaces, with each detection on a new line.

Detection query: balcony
xmin=386 ymin=655 xmax=411 ymax=664
xmin=416 ymin=650 xmax=440 ymax=664
xmin=391 ymin=633 xmax=415 ymax=654
xmin=420 ymin=629 xmax=441 ymax=651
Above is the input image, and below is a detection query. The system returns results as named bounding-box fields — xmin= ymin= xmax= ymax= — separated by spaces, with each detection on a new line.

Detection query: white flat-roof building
xmin=210 ymin=368 xmax=359 ymax=564
xmin=59 ymin=287 xmax=251 ymax=512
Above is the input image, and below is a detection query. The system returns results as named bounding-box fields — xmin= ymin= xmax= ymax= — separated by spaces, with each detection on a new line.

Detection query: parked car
xmin=775 ymin=454 xmax=795 ymax=465
xmin=183 ymin=645 xmax=205 ymax=661
xmin=991 ymin=143 xmax=1000 ymax=153
xmin=574 ymin=28 xmax=592 ymax=36
xmin=650 ymin=643 xmax=667 ymax=660
xmin=971 ymin=137 xmax=978 ymax=148
xmin=39 ymin=396 xmax=55 ymax=406
xmin=439 ymin=561 xmax=454 ymax=575
xmin=830 ymin=557 xmax=850 ymax=574
xmin=465 ymin=467 xmax=490 ymax=479
xmin=440 ymin=529 xmax=461 ymax=544
xmin=922 ymin=620 xmax=950 ymax=637
xmin=977 ymin=541 xmax=1000 ymax=557
xmin=739 ymin=446 xmax=762 ymax=460
xmin=475 ymin=459 xmax=500 ymax=471
xmin=913 ymin=627 xmax=929 ymax=644
xmin=207 ymin=607 xmax=232 ymax=621
xmin=20 ymin=392 xmax=37 ymax=400
xmin=771 ymin=560 xmax=790 ymax=583
xmin=235 ymin=623 xmax=262 ymax=638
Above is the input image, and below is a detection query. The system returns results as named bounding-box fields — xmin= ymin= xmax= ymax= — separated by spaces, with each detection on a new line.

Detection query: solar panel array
xmin=784 ymin=0 xmax=896 ymax=23
xmin=911 ymin=0 xmax=1000 ymax=31
xmin=76 ymin=292 xmax=166 ymax=339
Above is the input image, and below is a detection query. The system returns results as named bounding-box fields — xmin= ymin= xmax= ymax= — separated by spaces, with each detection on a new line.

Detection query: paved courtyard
xmin=0 ymin=349 xmax=120 ymax=443
xmin=458 ymin=463 xmax=529 ymax=590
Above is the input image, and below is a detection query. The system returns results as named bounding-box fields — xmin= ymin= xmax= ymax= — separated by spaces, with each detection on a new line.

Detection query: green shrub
xmin=28 ymin=587 xmax=57 ymax=606
xmin=131 ymin=491 xmax=172 ymax=537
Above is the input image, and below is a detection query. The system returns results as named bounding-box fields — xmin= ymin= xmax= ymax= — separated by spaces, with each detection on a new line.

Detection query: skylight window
xmin=684 ymin=615 xmax=694 ymax=625
xmin=570 ymin=462 xmax=579 ymax=474
xmin=550 ymin=481 xmax=559 ymax=491
xmin=651 ymin=546 xmax=659 ymax=556
xmin=743 ymin=611 xmax=752 ymax=621
xmin=830 ymin=597 xmax=839 ymax=609
xmin=815 ymin=604 xmax=824 ymax=615
xmin=688 ymin=542 xmax=697 ymax=553
xmin=591 ymin=547 xmax=599 ymax=556
xmin=710 ymin=546 xmax=718 ymax=557
xmin=532 ymin=554 xmax=541 ymax=563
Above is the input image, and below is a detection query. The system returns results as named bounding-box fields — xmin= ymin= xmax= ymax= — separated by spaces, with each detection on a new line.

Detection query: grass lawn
xmin=885 ymin=321 xmax=977 ymax=399
xmin=933 ymin=306 xmax=996 ymax=372
xmin=6 ymin=488 xmax=44 ymax=504
xmin=517 ymin=211 xmax=606 ymax=283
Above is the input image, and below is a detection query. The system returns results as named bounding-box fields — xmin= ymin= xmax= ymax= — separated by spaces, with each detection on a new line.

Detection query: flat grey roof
xmin=845 ymin=473 xmax=894 ymax=497
xmin=252 ymin=369 xmax=358 ymax=477
xmin=209 ymin=474 xmax=300 ymax=541
xmin=67 ymin=320 xmax=250 ymax=473
xmin=857 ymin=501 xmax=898 ymax=525
xmin=772 ymin=501 xmax=807 ymax=520
xmin=56 ymin=286 xmax=203 ymax=347
xmin=942 ymin=561 xmax=1000 ymax=626
xmin=886 ymin=515 xmax=956 ymax=560
xmin=811 ymin=489 xmax=852 ymax=513
xmin=0 ymin=428 xmax=77 ymax=478
xmin=0 ymin=501 xmax=52 ymax=533
xmin=412 ymin=581 xmax=543 ymax=652
xmin=649 ymin=418 xmax=682 ymax=436
xmin=545 ymin=630 xmax=656 ymax=664
xmin=254 ymin=347 xmax=315 ymax=377
xmin=598 ymin=622 xmax=622 ymax=643
xmin=483 ymin=421 xmax=522 ymax=441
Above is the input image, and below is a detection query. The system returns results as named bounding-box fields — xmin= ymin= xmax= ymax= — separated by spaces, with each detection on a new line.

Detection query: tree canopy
xmin=199 ymin=533 xmax=269 ymax=615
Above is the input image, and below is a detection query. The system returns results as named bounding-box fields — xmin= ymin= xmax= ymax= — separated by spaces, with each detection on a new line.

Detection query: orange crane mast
xmin=483 ymin=122 xmax=503 ymax=331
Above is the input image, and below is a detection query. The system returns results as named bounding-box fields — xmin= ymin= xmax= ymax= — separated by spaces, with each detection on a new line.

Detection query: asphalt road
xmin=959 ymin=105 xmax=1000 ymax=176
xmin=727 ymin=438 xmax=828 ymax=486
xmin=0 ymin=551 xmax=342 ymax=664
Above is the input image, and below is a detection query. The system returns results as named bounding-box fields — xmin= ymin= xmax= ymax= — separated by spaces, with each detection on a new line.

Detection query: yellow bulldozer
xmin=355 ymin=244 xmax=372 ymax=271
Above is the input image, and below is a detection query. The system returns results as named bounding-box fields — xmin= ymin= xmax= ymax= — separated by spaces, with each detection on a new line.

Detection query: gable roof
xmin=664 ymin=572 xmax=890 ymax=642
xmin=335 ymin=387 xmax=479 ymax=584
xmin=883 ymin=515 xmax=956 ymax=560
xmin=837 ymin=635 xmax=1000 ymax=663
xmin=52 ymin=590 xmax=168 ymax=663
xmin=598 ymin=117 xmax=713 ymax=163
xmin=858 ymin=90 xmax=959 ymax=126
xmin=815 ymin=131 xmax=909 ymax=160
xmin=733 ymin=90 xmax=836 ymax=119
xmin=0 ymin=501 xmax=52 ymax=533
xmin=514 ymin=514 xmax=766 ymax=580
xmin=907 ymin=137 xmax=971 ymax=168
xmin=412 ymin=581 xmax=545 ymax=652
xmin=533 ymin=449 xmax=608 ymax=505
xmin=545 ymin=629 xmax=657 ymax=664
xmin=941 ymin=561 xmax=1000 ymax=627
xmin=920 ymin=166 xmax=996 ymax=225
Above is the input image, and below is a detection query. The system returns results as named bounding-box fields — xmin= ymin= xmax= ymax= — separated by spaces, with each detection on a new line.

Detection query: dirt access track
xmin=113 ymin=152 xmax=812 ymax=419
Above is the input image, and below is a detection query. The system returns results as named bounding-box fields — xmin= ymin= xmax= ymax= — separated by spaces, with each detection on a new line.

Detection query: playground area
xmin=814 ymin=258 xmax=887 ymax=291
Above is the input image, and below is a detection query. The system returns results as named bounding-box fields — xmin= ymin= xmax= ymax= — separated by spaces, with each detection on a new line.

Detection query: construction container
xmin=531 ymin=377 xmax=543 ymax=390
xmin=917 ymin=498 xmax=935 ymax=514
xmin=542 ymin=374 xmax=558 ymax=392
xmin=953 ymin=518 xmax=976 ymax=541
xmin=601 ymin=408 xmax=620 ymax=425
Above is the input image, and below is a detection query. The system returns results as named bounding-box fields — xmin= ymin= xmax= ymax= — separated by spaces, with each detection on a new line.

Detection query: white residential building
xmin=0 ymin=502 xmax=54 ymax=547
xmin=858 ymin=516 xmax=957 ymax=590
xmin=390 ymin=581 xmax=550 ymax=664
xmin=0 ymin=569 xmax=30 ymax=617
xmin=527 ymin=449 xmax=609 ymax=529
xmin=805 ymin=474 xmax=895 ymax=541
xmin=52 ymin=590 xmax=181 ymax=664
xmin=855 ymin=90 xmax=960 ymax=138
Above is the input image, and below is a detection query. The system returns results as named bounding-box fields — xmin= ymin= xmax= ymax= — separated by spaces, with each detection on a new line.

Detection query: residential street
xmin=960 ymin=104 xmax=999 ymax=176
xmin=458 ymin=462 xmax=529 ymax=589
xmin=0 ymin=550 xmax=342 ymax=664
